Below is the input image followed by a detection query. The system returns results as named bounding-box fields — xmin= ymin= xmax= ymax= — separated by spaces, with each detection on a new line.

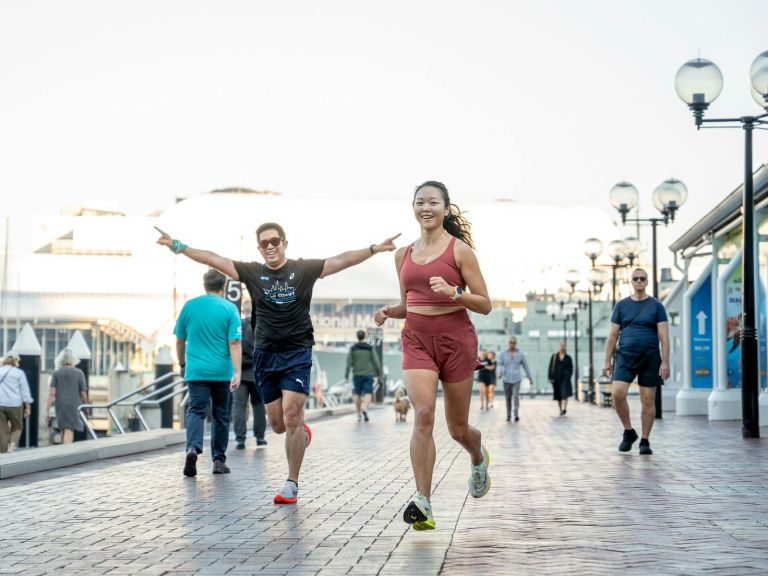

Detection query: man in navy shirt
xmin=602 ymin=268 xmax=669 ymax=455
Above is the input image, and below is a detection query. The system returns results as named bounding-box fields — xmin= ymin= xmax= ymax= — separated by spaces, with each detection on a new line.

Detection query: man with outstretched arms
xmin=157 ymin=223 xmax=399 ymax=503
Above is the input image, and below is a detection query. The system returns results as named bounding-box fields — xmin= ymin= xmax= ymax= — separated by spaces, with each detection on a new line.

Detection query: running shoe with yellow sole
xmin=403 ymin=493 xmax=435 ymax=530
xmin=468 ymin=445 xmax=491 ymax=498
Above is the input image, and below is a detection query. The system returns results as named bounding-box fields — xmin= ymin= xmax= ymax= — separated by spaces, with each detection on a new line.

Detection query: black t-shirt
xmin=478 ymin=358 xmax=497 ymax=384
xmin=233 ymin=258 xmax=325 ymax=351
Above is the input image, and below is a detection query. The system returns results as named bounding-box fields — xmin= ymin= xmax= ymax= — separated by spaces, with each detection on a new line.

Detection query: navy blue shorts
xmin=353 ymin=375 xmax=374 ymax=395
xmin=613 ymin=348 xmax=663 ymax=387
xmin=252 ymin=347 xmax=312 ymax=404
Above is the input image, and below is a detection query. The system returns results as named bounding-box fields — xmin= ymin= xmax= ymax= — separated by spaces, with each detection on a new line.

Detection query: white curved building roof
xmin=3 ymin=191 xmax=620 ymax=343
xmin=158 ymin=192 xmax=620 ymax=301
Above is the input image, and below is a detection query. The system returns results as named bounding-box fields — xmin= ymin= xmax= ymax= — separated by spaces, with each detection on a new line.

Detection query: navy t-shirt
xmin=611 ymin=296 xmax=668 ymax=352
xmin=233 ymin=258 xmax=325 ymax=351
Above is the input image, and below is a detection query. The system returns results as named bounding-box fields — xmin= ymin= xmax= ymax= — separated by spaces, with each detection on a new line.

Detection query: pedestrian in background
xmin=232 ymin=299 xmax=267 ymax=449
xmin=602 ymin=267 xmax=669 ymax=455
xmin=175 ymin=268 xmax=242 ymax=477
xmin=345 ymin=329 xmax=382 ymax=423
xmin=498 ymin=336 xmax=533 ymax=423
xmin=0 ymin=352 xmax=33 ymax=453
xmin=479 ymin=350 xmax=497 ymax=409
xmin=476 ymin=351 xmax=487 ymax=410
xmin=45 ymin=348 xmax=87 ymax=444
xmin=548 ymin=340 xmax=573 ymax=416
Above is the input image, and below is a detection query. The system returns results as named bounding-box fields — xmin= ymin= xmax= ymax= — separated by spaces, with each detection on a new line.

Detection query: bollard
xmin=67 ymin=330 xmax=91 ymax=442
xmin=155 ymin=346 xmax=174 ymax=428
xmin=580 ymin=376 xmax=591 ymax=403
xmin=12 ymin=323 xmax=42 ymax=448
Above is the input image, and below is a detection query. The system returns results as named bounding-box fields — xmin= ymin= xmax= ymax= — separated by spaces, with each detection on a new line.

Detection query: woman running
xmin=375 ymin=180 xmax=492 ymax=531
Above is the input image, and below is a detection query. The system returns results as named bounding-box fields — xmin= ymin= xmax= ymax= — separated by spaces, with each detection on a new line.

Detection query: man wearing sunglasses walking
xmin=602 ymin=268 xmax=669 ymax=455
xmin=156 ymin=223 xmax=399 ymax=503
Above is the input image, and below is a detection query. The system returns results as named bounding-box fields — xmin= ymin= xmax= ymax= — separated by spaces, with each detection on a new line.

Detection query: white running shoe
xmin=469 ymin=445 xmax=491 ymax=498
xmin=403 ymin=493 xmax=435 ymax=530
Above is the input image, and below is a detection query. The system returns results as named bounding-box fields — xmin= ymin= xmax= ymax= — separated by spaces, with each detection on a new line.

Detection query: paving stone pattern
xmin=1 ymin=397 xmax=767 ymax=575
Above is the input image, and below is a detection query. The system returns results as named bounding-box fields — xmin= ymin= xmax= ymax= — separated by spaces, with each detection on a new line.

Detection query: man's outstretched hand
xmin=154 ymin=226 xmax=172 ymax=248
xmin=373 ymin=233 xmax=402 ymax=254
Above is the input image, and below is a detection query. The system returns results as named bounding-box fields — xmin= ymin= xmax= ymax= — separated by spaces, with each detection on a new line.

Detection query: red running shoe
xmin=273 ymin=480 xmax=298 ymax=504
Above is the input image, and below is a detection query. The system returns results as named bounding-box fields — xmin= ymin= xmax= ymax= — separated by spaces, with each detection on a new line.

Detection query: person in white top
xmin=0 ymin=352 xmax=33 ymax=453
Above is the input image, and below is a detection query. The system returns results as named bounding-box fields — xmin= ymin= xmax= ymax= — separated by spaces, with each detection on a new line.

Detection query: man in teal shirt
xmin=175 ymin=269 xmax=242 ymax=477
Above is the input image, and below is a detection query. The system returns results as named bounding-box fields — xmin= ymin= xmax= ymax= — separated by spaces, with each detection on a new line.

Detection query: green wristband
xmin=170 ymin=239 xmax=188 ymax=254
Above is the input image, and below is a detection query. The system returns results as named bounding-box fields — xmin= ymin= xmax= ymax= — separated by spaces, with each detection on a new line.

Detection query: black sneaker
xmin=514 ymin=416 xmax=520 ymax=422
xmin=213 ymin=460 xmax=231 ymax=474
xmin=236 ymin=441 xmax=245 ymax=450
xmin=183 ymin=449 xmax=198 ymax=477
xmin=619 ymin=428 xmax=639 ymax=452
xmin=363 ymin=411 xmax=369 ymax=422
xmin=256 ymin=438 xmax=268 ymax=446
xmin=638 ymin=439 xmax=653 ymax=455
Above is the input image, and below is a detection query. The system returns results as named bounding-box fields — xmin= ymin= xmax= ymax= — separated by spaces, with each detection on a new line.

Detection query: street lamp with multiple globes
xmin=674 ymin=50 xmax=768 ymax=438
xmin=606 ymin=239 xmax=629 ymax=308
xmin=565 ymin=269 xmax=584 ymax=400
xmin=585 ymin=267 xmax=609 ymax=403
xmin=550 ymin=290 xmax=571 ymax=339
xmin=608 ymin=178 xmax=688 ymax=301
xmin=572 ymin=288 xmax=590 ymax=401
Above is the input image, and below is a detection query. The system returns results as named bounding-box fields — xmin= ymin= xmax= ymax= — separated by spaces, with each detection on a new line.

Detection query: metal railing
xmin=78 ymin=372 xmax=187 ymax=440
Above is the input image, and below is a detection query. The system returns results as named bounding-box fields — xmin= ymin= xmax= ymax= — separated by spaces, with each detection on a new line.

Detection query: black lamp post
xmin=609 ymin=179 xmax=687 ymax=419
xmin=585 ymin=267 xmax=609 ymax=404
xmin=583 ymin=238 xmax=603 ymax=404
xmin=572 ymin=288 xmax=590 ymax=401
xmin=565 ymin=270 xmax=586 ymax=400
xmin=607 ymin=239 xmax=629 ymax=308
xmin=675 ymin=51 xmax=768 ymax=438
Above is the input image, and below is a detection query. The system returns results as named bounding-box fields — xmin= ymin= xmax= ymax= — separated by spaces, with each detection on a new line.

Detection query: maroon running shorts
xmin=401 ymin=310 xmax=480 ymax=382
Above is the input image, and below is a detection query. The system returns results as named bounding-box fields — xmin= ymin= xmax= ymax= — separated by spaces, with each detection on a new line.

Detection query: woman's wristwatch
xmin=451 ymin=286 xmax=463 ymax=300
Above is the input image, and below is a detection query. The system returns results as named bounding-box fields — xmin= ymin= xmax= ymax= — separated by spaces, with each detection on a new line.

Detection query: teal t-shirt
xmin=174 ymin=294 xmax=242 ymax=381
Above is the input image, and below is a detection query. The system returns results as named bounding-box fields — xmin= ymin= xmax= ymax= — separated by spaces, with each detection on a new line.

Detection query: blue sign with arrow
xmin=690 ymin=268 xmax=713 ymax=389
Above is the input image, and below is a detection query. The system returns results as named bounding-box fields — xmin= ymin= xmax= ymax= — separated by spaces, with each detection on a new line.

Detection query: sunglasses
xmin=258 ymin=237 xmax=284 ymax=250
xmin=632 ymin=276 xmax=647 ymax=282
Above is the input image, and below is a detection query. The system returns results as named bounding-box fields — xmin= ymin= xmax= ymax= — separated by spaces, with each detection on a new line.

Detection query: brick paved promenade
xmin=1 ymin=396 xmax=768 ymax=575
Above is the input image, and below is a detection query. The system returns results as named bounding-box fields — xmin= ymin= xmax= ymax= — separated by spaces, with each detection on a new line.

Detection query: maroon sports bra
xmin=401 ymin=236 xmax=466 ymax=307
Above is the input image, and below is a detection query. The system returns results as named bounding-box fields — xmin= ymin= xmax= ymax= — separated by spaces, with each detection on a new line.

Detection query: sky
xmin=1 ymin=0 xmax=767 ymax=278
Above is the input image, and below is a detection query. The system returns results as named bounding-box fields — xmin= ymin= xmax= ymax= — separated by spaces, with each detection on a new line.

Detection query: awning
xmin=669 ymin=163 xmax=768 ymax=254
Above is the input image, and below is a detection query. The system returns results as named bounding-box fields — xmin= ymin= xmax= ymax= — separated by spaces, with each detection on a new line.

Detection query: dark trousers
xmin=504 ymin=381 xmax=521 ymax=419
xmin=186 ymin=380 xmax=231 ymax=463
xmin=232 ymin=380 xmax=266 ymax=442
